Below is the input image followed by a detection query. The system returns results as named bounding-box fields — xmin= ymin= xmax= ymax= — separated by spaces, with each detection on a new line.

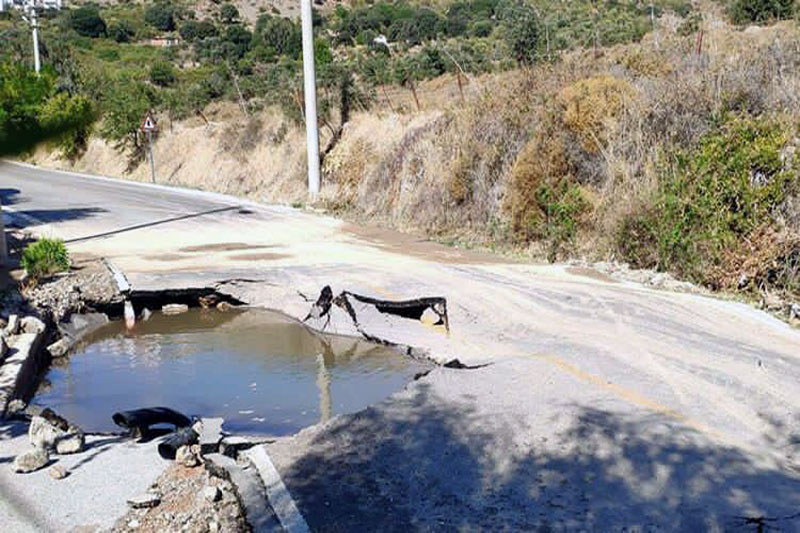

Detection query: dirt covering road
xmin=3 ymin=161 xmax=800 ymax=530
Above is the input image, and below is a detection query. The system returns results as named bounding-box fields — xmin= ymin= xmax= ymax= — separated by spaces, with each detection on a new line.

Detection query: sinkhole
xmin=33 ymin=307 xmax=433 ymax=435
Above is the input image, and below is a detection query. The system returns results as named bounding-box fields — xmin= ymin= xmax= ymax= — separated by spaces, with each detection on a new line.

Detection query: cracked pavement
xmin=3 ymin=161 xmax=800 ymax=529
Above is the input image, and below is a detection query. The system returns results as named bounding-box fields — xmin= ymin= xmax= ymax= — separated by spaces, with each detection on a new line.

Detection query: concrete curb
xmin=245 ymin=446 xmax=310 ymax=533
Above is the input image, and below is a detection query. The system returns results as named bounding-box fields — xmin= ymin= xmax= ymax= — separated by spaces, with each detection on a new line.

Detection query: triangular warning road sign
xmin=141 ymin=112 xmax=157 ymax=132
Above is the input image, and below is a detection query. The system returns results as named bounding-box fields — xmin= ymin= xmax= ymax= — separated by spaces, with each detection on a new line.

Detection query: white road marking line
xmin=246 ymin=446 xmax=311 ymax=533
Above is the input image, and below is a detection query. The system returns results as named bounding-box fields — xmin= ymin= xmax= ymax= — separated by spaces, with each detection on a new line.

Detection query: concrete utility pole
xmin=22 ymin=1 xmax=41 ymax=73
xmin=0 ymin=202 xmax=8 ymax=266
xmin=300 ymin=0 xmax=320 ymax=197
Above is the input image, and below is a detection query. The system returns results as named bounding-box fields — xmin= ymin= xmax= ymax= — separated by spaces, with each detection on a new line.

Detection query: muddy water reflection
xmin=35 ymin=309 xmax=431 ymax=435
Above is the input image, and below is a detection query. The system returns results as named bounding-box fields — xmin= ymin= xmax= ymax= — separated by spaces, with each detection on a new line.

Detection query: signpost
xmin=141 ymin=111 xmax=157 ymax=184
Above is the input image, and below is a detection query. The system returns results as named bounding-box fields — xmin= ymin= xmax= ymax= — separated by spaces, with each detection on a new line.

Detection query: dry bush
xmin=558 ymin=75 xmax=638 ymax=154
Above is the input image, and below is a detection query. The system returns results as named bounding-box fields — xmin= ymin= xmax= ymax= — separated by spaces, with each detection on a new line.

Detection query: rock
xmin=49 ymin=465 xmax=68 ymax=480
xmin=5 ymin=314 xmax=19 ymax=335
xmin=737 ymin=273 xmax=750 ymax=290
xmin=790 ymin=303 xmax=800 ymax=320
xmin=128 ymin=519 xmax=140 ymax=529
xmin=55 ymin=427 xmax=85 ymax=454
xmin=198 ymin=294 xmax=220 ymax=309
xmin=216 ymin=301 xmax=233 ymax=312
xmin=204 ymin=485 xmax=222 ymax=503
xmin=208 ymin=521 xmax=220 ymax=533
xmin=127 ymin=492 xmax=161 ymax=509
xmin=162 ymin=303 xmax=189 ymax=315
xmin=29 ymin=410 xmax=84 ymax=454
xmin=141 ymin=307 xmax=152 ymax=321
xmin=176 ymin=444 xmax=201 ymax=467
xmin=6 ymin=399 xmax=26 ymax=415
xmin=19 ymin=316 xmax=46 ymax=334
xmin=13 ymin=448 xmax=49 ymax=473
xmin=47 ymin=338 xmax=71 ymax=358
xmin=762 ymin=292 xmax=783 ymax=311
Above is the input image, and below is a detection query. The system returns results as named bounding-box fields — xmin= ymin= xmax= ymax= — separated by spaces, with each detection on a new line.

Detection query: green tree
xmin=99 ymin=80 xmax=154 ymax=157
xmin=0 ymin=64 xmax=95 ymax=156
xmin=108 ymin=20 xmax=135 ymax=43
xmin=150 ymin=61 xmax=176 ymax=86
xmin=145 ymin=2 xmax=177 ymax=32
xmin=69 ymin=6 xmax=107 ymax=38
xmin=180 ymin=19 xmax=217 ymax=41
xmin=219 ymin=3 xmax=240 ymax=24
xmin=497 ymin=0 xmax=541 ymax=65
xmin=729 ymin=0 xmax=795 ymax=23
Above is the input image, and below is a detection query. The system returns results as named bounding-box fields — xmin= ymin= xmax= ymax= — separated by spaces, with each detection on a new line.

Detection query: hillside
xmin=3 ymin=0 xmax=800 ymax=318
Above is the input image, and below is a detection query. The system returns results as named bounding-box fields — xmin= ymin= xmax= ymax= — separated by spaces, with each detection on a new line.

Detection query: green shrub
xmin=150 ymin=61 xmax=176 ymax=86
xmin=145 ymin=2 xmax=176 ymax=32
xmin=616 ymin=117 xmax=799 ymax=284
xmin=70 ymin=6 xmax=107 ymax=38
xmin=729 ymin=0 xmax=796 ymax=24
xmin=21 ymin=239 xmax=70 ymax=280
xmin=108 ymin=20 xmax=135 ymax=43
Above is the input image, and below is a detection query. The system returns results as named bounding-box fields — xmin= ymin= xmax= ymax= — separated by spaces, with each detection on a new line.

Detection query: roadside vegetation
xmin=20 ymin=238 xmax=70 ymax=282
xmin=2 ymin=0 xmax=799 ymax=313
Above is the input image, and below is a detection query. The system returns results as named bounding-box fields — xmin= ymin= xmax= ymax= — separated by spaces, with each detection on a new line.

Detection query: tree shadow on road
xmin=6 ymin=207 xmax=107 ymax=229
xmin=277 ymin=381 xmax=800 ymax=531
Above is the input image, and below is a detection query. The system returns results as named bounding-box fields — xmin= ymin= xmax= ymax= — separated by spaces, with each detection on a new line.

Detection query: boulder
xmin=47 ymin=338 xmax=71 ymax=359
xmin=5 ymin=314 xmax=19 ymax=336
xmin=55 ymin=427 xmax=85 ymax=454
xmin=13 ymin=448 xmax=49 ymax=473
xmin=49 ymin=465 xmax=69 ymax=480
xmin=203 ymin=485 xmax=221 ymax=503
xmin=176 ymin=444 xmax=201 ymax=467
xmin=791 ymin=303 xmax=800 ymax=321
xmin=29 ymin=410 xmax=84 ymax=454
xmin=19 ymin=316 xmax=46 ymax=334
xmin=162 ymin=303 xmax=189 ymax=315
xmin=127 ymin=492 xmax=161 ymax=509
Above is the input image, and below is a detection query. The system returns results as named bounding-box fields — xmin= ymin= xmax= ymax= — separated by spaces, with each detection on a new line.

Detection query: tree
xmin=150 ymin=61 xmax=176 ymax=86
xmin=108 ymin=20 xmax=135 ymax=43
xmin=145 ymin=2 xmax=177 ymax=32
xmin=70 ymin=6 xmax=107 ymax=38
xmin=219 ymin=3 xmax=240 ymax=24
xmin=729 ymin=0 xmax=796 ymax=23
xmin=180 ymin=20 xmax=218 ymax=41
xmin=0 ymin=64 xmax=95 ymax=156
xmin=497 ymin=0 xmax=541 ymax=65
xmin=253 ymin=15 xmax=302 ymax=59
xmin=99 ymin=80 xmax=154 ymax=157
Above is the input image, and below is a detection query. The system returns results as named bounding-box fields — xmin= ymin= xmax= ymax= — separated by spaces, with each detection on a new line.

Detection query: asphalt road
xmin=3 ymin=160 xmax=800 ymax=530
xmin=0 ymin=161 xmax=236 ymax=241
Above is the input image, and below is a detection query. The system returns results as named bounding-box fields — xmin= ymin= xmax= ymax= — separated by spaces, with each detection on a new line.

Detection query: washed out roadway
xmin=2 ymin=160 xmax=800 ymax=530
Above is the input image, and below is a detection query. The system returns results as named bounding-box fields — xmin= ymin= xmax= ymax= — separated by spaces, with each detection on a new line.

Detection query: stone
xmin=47 ymin=338 xmax=71 ymax=359
xmin=791 ymin=303 xmax=800 ymax=320
xmin=13 ymin=448 xmax=49 ymax=473
xmin=5 ymin=314 xmax=19 ymax=335
xmin=199 ymin=294 xmax=220 ymax=309
xmin=162 ymin=303 xmax=189 ymax=315
xmin=19 ymin=316 xmax=46 ymax=334
xmin=141 ymin=307 xmax=152 ymax=321
xmin=128 ymin=519 xmax=140 ymax=529
xmin=55 ymin=427 xmax=85 ymax=454
xmin=29 ymin=411 xmax=84 ymax=454
xmin=204 ymin=485 xmax=222 ymax=503
xmin=216 ymin=301 xmax=233 ymax=312
xmin=176 ymin=444 xmax=200 ymax=467
xmin=208 ymin=521 xmax=220 ymax=533
xmin=49 ymin=465 xmax=68 ymax=480
xmin=29 ymin=415 xmax=65 ymax=450
xmin=127 ymin=492 xmax=161 ymax=509
xmin=6 ymin=399 xmax=26 ymax=415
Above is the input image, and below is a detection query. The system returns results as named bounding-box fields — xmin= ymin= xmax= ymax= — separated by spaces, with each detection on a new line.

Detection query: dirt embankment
xmin=25 ymin=18 xmax=800 ymax=317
